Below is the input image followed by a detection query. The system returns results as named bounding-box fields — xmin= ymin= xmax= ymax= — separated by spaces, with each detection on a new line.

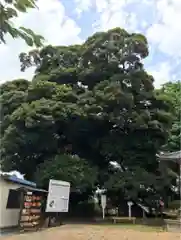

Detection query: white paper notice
xmin=46 ymin=179 xmax=70 ymax=213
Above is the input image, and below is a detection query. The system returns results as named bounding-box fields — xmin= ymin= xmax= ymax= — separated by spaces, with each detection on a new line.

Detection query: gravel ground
xmin=1 ymin=224 xmax=180 ymax=240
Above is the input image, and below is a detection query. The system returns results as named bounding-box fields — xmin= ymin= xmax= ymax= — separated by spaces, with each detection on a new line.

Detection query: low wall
xmin=165 ymin=219 xmax=181 ymax=232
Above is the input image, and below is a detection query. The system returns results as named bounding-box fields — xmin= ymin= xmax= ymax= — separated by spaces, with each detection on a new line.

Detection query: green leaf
xmin=0 ymin=0 xmax=44 ymax=45
xmin=18 ymin=31 xmax=34 ymax=46
xmin=19 ymin=27 xmax=44 ymax=47
xmin=4 ymin=0 xmax=14 ymax=3
xmin=19 ymin=26 xmax=36 ymax=36
xmin=7 ymin=26 xmax=19 ymax=38
xmin=6 ymin=7 xmax=18 ymax=18
xmin=14 ymin=0 xmax=36 ymax=12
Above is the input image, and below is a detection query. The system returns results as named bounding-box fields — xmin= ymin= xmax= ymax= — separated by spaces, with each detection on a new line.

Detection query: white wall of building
xmin=0 ymin=179 xmax=22 ymax=228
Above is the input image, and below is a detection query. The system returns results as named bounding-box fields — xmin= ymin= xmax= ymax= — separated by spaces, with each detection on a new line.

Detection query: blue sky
xmin=0 ymin=0 xmax=180 ymax=88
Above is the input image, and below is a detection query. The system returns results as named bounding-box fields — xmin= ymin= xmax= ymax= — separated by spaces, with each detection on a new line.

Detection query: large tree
xmin=0 ymin=0 xmax=44 ymax=46
xmin=0 ymin=28 xmax=173 ymax=205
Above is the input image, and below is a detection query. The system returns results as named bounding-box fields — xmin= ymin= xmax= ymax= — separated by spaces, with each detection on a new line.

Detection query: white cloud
xmin=75 ymin=0 xmax=93 ymax=16
xmin=0 ymin=0 xmax=82 ymax=83
xmin=90 ymin=0 xmax=181 ymax=57
xmin=1 ymin=0 xmax=180 ymax=88
xmin=75 ymin=0 xmax=138 ymax=31
xmin=75 ymin=0 xmax=180 ymax=87
xmin=94 ymin=0 xmax=139 ymax=32
xmin=147 ymin=62 xmax=172 ymax=89
xmin=146 ymin=0 xmax=181 ymax=58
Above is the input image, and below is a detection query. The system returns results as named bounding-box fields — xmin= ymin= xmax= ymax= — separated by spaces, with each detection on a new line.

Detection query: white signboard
xmin=101 ymin=195 xmax=107 ymax=219
xmin=127 ymin=201 xmax=133 ymax=207
xmin=101 ymin=195 xmax=107 ymax=209
xmin=46 ymin=179 xmax=70 ymax=213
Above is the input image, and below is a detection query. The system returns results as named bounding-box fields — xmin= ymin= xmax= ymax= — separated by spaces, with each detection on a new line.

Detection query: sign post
xmin=127 ymin=201 xmax=133 ymax=219
xmin=46 ymin=180 xmax=70 ymax=213
xmin=101 ymin=195 xmax=106 ymax=219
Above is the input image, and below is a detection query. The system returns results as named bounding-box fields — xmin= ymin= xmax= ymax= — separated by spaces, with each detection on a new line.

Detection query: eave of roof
xmin=16 ymin=186 xmax=48 ymax=193
xmin=1 ymin=174 xmax=36 ymax=187
xmin=157 ymin=151 xmax=181 ymax=162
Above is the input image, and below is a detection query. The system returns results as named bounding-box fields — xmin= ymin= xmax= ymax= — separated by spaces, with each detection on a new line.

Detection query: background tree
xmin=156 ymin=81 xmax=181 ymax=152
xmin=0 ymin=28 xmax=174 ymax=209
xmin=0 ymin=0 xmax=44 ymax=46
xmin=35 ymin=154 xmax=98 ymax=192
xmin=155 ymin=81 xmax=181 ymax=207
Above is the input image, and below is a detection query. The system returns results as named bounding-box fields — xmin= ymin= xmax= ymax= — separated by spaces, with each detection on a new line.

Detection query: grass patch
xmin=92 ymin=223 xmax=164 ymax=232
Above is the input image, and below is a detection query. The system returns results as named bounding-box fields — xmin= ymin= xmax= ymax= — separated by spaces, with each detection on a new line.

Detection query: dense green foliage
xmin=1 ymin=28 xmax=177 ymax=209
xmin=0 ymin=0 xmax=44 ymax=46
xmin=35 ymin=154 xmax=98 ymax=191
xmin=156 ymin=81 xmax=181 ymax=206
xmin=156 ymin=81 xmax=181 ymax=152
